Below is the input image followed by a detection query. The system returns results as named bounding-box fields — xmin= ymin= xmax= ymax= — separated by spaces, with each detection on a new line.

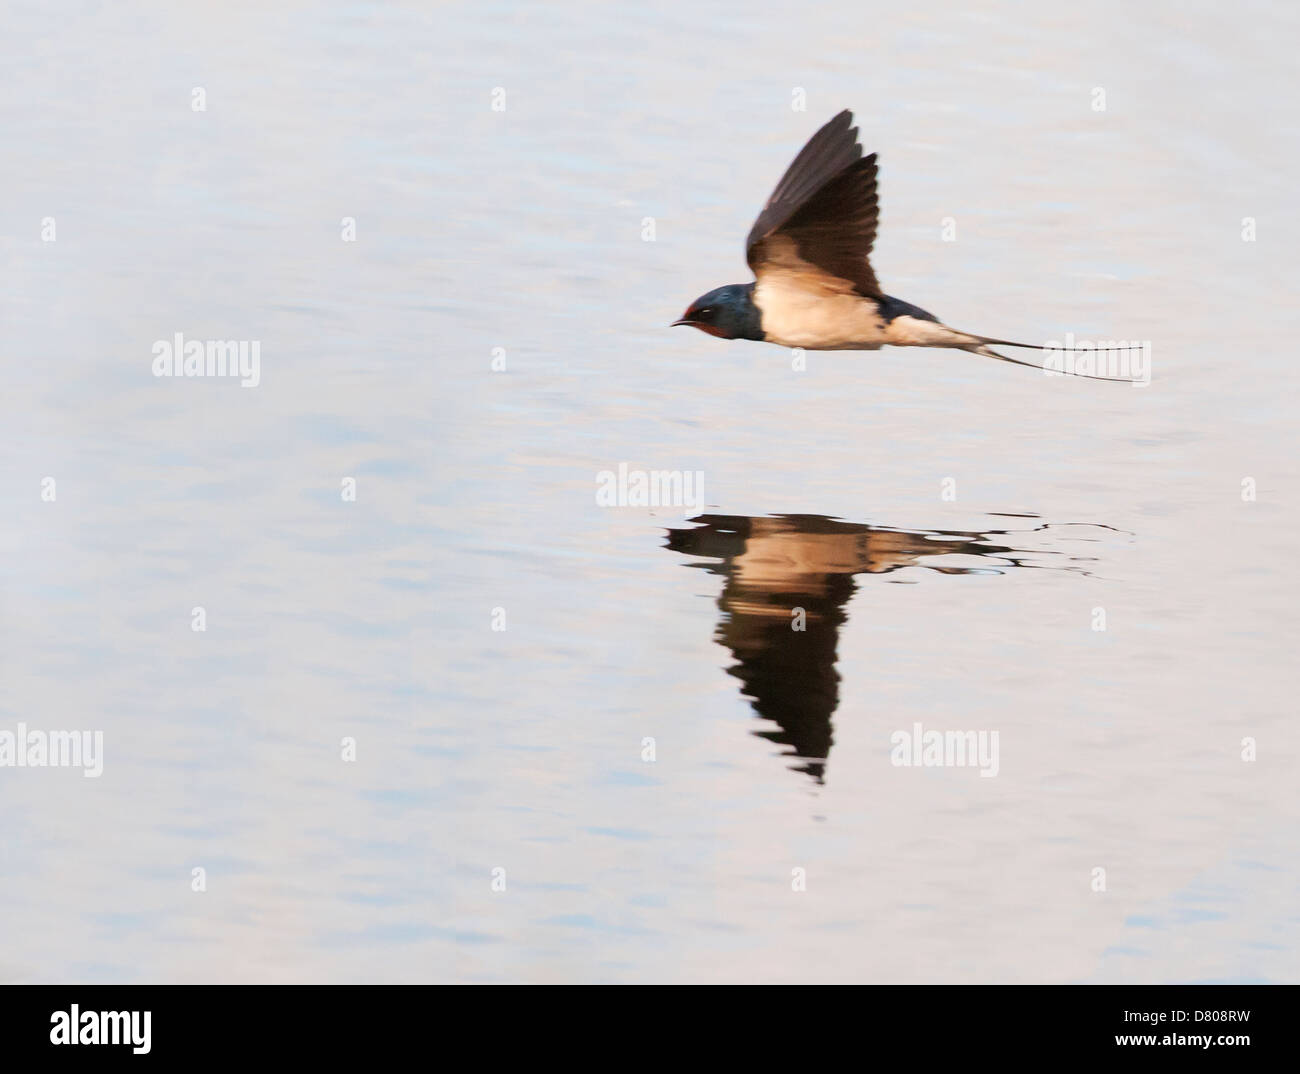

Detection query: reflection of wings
xmin=664 ymin=514 xmax=1024 ymax=783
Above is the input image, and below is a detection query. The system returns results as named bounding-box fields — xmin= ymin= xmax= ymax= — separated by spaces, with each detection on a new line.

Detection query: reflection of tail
xmin=960 ymin=341 xmax=1134 ymax=382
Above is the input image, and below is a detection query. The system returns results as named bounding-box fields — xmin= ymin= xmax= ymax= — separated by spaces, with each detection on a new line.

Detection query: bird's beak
xmin=671 ymin=317 xmax=693 ymax=327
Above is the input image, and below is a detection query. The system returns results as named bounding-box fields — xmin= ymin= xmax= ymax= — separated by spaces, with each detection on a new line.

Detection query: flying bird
xmin=673 ymin=110 xmax=1129 ymax=380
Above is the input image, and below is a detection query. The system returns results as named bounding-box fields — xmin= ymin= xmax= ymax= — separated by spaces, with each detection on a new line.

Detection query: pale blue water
xmin=1 ymin=0 xmax=1296 ymax=983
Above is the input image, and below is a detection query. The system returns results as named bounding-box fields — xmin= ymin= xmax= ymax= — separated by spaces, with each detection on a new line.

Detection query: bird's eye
xmin=697 ymin=308 xmax=713 ymax=318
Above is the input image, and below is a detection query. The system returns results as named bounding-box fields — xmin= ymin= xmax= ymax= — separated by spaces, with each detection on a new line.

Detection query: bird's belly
xmin=753 ymin=281 xmax=888 ymax=350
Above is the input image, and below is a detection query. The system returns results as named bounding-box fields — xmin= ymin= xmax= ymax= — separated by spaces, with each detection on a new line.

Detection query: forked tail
xmin=962 ymin=334 xmax=1142 ymax=383
xmin=961 ymin=343 xmax=1135 ymax=382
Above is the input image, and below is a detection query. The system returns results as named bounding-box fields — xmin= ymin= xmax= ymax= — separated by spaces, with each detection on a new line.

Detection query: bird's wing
xmin=745 ymin=110 xmax=881 ymax=297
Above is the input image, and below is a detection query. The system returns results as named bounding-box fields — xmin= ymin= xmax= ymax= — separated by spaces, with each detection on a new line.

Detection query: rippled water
xmin=2 ymin=1 xmax=1297 ymax=983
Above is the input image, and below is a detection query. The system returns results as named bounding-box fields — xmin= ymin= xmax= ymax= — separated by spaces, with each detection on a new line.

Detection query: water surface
xmin=1 ymin=0 xmax=1297 ymax=983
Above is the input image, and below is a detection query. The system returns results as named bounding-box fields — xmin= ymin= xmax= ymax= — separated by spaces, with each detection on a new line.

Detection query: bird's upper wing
xmin=745 ymin=110 xmax=881 ymax=297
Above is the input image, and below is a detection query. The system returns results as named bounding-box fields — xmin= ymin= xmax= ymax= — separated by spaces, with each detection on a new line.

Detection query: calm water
xmin=2 ymin=1 xmax=1297 ymax=983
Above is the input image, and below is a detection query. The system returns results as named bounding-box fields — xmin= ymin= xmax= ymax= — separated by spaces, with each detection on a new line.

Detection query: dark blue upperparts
xmin=875 ymin=293 xmax=940 ymax=324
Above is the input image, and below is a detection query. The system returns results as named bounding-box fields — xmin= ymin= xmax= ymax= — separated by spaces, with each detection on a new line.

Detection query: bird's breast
xmin=752 ymin=277 xmax=888 ymax=350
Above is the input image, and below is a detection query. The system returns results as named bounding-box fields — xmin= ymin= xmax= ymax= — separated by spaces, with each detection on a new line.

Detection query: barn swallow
xmin=673 ymin=110 xmax=1129 ymax=380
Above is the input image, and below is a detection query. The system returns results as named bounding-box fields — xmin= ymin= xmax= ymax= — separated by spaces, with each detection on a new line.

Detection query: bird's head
xmin=672 ymin=284 xmax=761 ymax=341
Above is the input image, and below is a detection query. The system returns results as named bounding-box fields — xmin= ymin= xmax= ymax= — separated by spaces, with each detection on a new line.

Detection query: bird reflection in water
xmin=664 ymin=513 xmax=1098 ymax=784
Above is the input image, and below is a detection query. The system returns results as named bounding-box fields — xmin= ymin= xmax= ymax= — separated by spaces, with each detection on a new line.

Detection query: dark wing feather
xmin=745 ymin=110 xmax=881 ymax=297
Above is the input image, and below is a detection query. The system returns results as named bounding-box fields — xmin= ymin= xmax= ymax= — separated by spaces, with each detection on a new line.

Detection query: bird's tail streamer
xmin=961 ymin=343 xmax=1138 ymax=382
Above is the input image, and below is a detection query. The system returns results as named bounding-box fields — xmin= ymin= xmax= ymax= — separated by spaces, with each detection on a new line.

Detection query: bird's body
xmin=681 ymin=277 xmax=973 ymax=352
xmin=754 ymin=273 xmax=949 ymax=351
xmin=674 ymin=110 xmax=1129 ymax=380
